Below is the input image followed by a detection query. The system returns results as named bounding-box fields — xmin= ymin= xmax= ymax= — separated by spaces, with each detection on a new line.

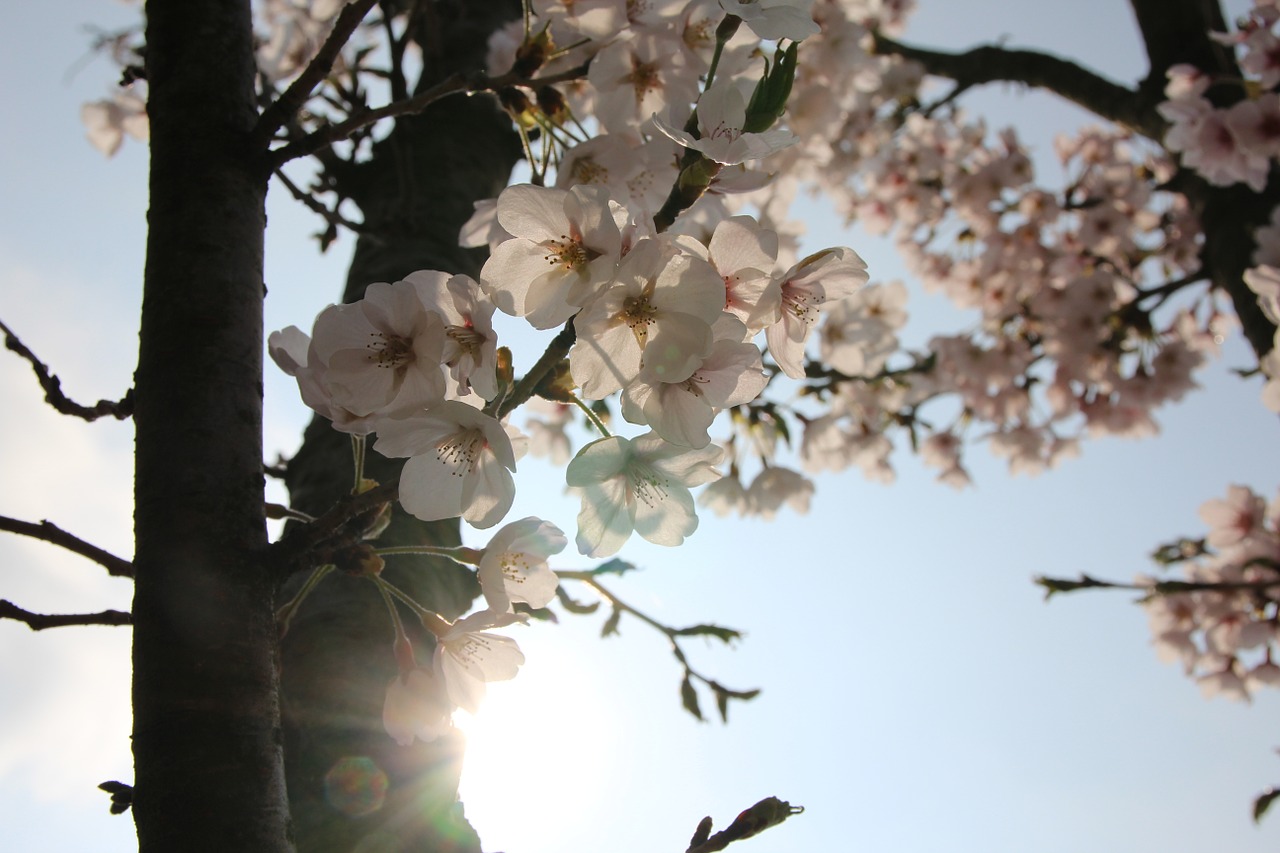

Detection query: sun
xmin=452 ymin=626 xmax=616 ymax=852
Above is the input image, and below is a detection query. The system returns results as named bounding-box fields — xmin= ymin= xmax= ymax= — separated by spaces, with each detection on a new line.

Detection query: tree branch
xmin=252 ymin=0 xmax=381 ymax=149
xmin=0 ymin=516 xmax=135 ymax=578
xmin=0 ymin=600 xmax=131 ymax=630
xmin=871 ymin=32 xmax=1163 ymax=139
xmin=268 ymin=476 xmax=401 ymax=579
xmin=272 ymin=167 xmax=378 ymax=246
xmin=267 ymin=62 xmax=588 ymax=168
xmin=1 ymin=319 xmax=134 ymax=421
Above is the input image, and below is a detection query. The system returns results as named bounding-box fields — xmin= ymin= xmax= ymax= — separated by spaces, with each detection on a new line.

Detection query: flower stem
xmin=350 ymin=433 xmax=366 ymax=490
xmin=568 ymin=393 xmax=611 ymax=437
xmin=276 ymin=563 xmax=335 ymax=637
xmin=376 ymin=544 xmax=484 ymax=564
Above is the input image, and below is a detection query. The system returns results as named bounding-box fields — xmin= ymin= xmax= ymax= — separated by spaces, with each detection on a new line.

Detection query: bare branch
xmin=0 ymin=600 xmax=131 ymax=630
xmin=267 ymin=62 xmax=589 ymax=168
xmin=273 ymin=167 xmax=379 ymax=245
xmin=1 ymin=319 xmax=134 ymax=421
xmin=252 ymin=0 xmax=381 ymax=148
xmin=0 ymin=516 xmax=135 ymax=578
xmin=871 ymin=32 xmax=1163 ymax=140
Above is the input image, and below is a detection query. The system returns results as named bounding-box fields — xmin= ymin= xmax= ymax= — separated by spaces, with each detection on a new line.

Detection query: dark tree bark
xmin=279 ymin=4 xmax=522 ymax=851
xmin=133 ymin=0 xmax=288 ymax=850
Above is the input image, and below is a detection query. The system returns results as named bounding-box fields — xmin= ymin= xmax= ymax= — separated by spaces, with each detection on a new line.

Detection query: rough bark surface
xmin=133 ymin=0 xmax=287 ymax=850
xmin=279 ymin=4 xmax=522 ymax=851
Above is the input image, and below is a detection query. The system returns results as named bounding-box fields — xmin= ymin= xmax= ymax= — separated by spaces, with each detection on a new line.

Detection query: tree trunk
xmin=133 ymin=0 xmax=288 ymax=850
xmin=280 ymin=4 xmax=522 ymax=851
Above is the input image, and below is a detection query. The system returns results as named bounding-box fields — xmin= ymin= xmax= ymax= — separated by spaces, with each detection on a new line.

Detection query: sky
xmin=1 ymin=1 xmax=1279 ymax=852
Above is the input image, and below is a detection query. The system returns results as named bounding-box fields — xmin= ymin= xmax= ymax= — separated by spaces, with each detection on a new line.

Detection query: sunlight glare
xmin=454 ymin=631 xmax=615 ymax=850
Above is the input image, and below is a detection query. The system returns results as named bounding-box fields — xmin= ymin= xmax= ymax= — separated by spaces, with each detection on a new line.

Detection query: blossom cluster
xmin=258 ymin=0 xmax=891 ymax=743
xmin=1159 ymin=1 xmax=1280 ymax=192
xmin=1141 ymin=485 xmax=1280 ymax=702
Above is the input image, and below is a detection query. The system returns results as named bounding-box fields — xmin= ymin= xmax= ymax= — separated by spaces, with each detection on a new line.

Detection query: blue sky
xmin=1 ymin=2 xmax=1278 ymax=852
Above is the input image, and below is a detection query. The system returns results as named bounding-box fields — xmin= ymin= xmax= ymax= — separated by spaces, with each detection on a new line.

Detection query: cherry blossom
xmin=621 ymin=317 xmax=768 ymax=448
xmin=81 ymin=89 xmax=149 ymax=157
xmin=653 ymin=78 xmax=799 ymax=165
xmin=719 ymin=0 xmax=820 ymax=41
xmin=433 ymin=610 xmax=527 ymax=714
xmin=477 ymin=517 xmax=567 ymax=613
xmin=481 ymin=184 xmax=623 ymax=329
xmin=566 ymin=431 xmax=724 ymax=556
xmin=404 ymin=270 xmax=500 ymax=401
xmin=765 ymin=246 xmax=870 ymax=378
xmin=373 ymin=401 xmax=521 ymax=528
xmin=307 ymin=279 xmax=448 ymax=420
xmin=383 ymin=667 xmax=453 ymax=746
xmin=570 ymin=236 xmax=725 ymax=399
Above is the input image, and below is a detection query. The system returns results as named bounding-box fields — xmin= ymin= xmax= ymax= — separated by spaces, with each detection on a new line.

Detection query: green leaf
xmin=715 ymin=687 xmax=729 ymax=723
xmin=680 ymin=674 xmax=703 ymax=721
xmin=1254 ymin=787 xmax=1280 ymax=823
xmin=673 ymin=623 xmax=743 ymax=645
xmin=555 ymin=586 xmax=599 ymax=615
xmin=592 ymin=557 xmax=638 ymax=576
xmin=601 ymin=605 xmax=622 ymax=638
xmin=514 ymin=603 xmax=558 ymax=623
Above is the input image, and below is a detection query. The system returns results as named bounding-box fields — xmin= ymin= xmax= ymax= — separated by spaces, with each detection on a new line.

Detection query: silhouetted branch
xmin=685 ymin=797 xmax=804 ymax=853
xmin=0 ymin=600 xmax=131 ymax=630
xmin=871 ymin=32 xmax=1162 ymax=139
xmin=268 ymin=62 xmax=589 ymax=167
xmin=558 ymin=569 xmax=759 ymax=722
xmin=273 ymin=167 xmax=377 ymax=246
xmin=0 ymin=516 xmax=135 ymax=578
xmin=1 ymin=319 xmax=133 ymax=421
xmin=268 ymin=475 xmax=400 ymax=579
xmin=253 ymin=0 xmax=381 ymax=147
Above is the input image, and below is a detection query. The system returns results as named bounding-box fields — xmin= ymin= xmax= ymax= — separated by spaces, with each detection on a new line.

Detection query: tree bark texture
xmin=134 ymin=0 xmax=287 ymax=850
xmin=280 ymin=4 xmax=522 ymax=851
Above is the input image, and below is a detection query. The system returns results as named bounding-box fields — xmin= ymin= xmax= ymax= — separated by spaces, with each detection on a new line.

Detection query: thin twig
xmin=268 ymin=62 xmax=589 ymax=167
xmin=0 ymin=600 xmax=131 ymax=630
xmin=268 ymin=475 xmax=401 ymax=579
xmin=253 ymin=0 xmax=381 ymax=148
xmin=0 ymin=516 xmax=134 ymax=578
xmin=1 ymin=319 xmax=134 ymax=421
xmin=273 ymin=167 xmax=377 ymax=243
